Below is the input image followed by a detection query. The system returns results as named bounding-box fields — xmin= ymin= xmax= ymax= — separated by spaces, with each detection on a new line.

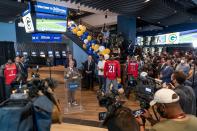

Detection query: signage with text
xmin=22 ymin=13 xmax=34 ymax=33
xmin=34 ymin=2 xmax=67 ymax=16
xmin=32 ymin=33 xmax=62 ymax=42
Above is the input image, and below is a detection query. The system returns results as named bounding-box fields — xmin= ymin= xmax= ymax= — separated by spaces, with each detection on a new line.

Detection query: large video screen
xmin=36 ymin=18 xmax=67 ymax=32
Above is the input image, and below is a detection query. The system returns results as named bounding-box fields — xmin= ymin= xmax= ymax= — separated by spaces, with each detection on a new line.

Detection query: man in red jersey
xmin=104 ymin=54 xmax=121 ymax=94
xmin=3 ymin=59 xmax=18 ymax=99
xmin=125 ymin=56 xmax=138 ymax=98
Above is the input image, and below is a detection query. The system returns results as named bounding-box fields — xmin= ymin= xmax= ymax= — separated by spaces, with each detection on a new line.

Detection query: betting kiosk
xmin=64 ymin=69 xmax=83 ymax=114
xmin=55 ymin=51 xmax=62 ymax=65
xmin=31 ymin=51 xmax=37 ymax=57
xmin=48 ymin=51 xmax=54 ymax=58
xmin=40 ymin=51 xmax=46 ymax=58
xmin=22 ymin=52 xmax=28 ymax=57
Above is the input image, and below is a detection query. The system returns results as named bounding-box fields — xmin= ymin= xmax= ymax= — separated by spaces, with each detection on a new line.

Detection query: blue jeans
xmin=5 ymin=85 xmax=11 ymax=99
xmin=98 ymin=75 xmax=106 ymax=91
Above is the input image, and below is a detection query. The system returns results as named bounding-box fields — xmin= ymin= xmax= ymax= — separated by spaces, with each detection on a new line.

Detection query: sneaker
xmin=72 ymin=101 xmax=79 ymax=106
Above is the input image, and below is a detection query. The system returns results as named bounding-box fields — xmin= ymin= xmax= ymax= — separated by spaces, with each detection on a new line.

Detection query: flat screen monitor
xmin=31 ymin=52 xmax=37 ymax=57
xmin=36 ymin=18 xmax=67 ymax=32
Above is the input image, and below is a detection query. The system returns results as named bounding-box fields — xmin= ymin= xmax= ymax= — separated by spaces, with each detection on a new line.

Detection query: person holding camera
xmin=136 ymin=88 xmax=197 ymax=131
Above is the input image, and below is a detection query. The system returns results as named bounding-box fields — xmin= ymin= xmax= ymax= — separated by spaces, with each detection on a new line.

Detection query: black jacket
xmin=84 ymin=60 xmax=95 ymax=75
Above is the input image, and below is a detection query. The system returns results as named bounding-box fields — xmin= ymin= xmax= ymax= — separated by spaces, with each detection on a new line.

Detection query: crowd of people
xmin=1 ymin=48 xmax=197 ymax=131
xmin=0 ymin=56 xmax=28 ymax=100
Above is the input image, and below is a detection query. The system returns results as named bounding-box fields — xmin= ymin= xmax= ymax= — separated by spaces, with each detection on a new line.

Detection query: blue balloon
xmin=92 ymin=40 xmax=97 ymax=43
xmin=84 ymin=32 xmax=89 ymax=36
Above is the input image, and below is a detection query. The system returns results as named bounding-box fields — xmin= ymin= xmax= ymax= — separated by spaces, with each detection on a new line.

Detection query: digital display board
xmin=36 ymin=18 xmax=67 ymax=32
xmin=34 ymin=2 xmax=67 ymax=16
xmin=32 ymin=33 xmax=62 ymax=42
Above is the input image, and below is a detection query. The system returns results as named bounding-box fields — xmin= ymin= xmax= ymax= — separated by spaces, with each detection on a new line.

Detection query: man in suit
xmin=160 ymin=58 xmax=174 ymax=84
xmin=64 ymin=60 xmax=81 ymax=106
xmin=84 ymin=55 xmax=95 ymax=90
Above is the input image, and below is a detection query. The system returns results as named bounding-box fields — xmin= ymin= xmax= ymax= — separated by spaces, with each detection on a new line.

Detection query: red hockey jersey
xmin=104 ymin=60 xmax=120 ymax=80
xmin=126 ymin=61 xmax=138 ymax=78
xmin=4 ymin=63 xmax=17 ymax=85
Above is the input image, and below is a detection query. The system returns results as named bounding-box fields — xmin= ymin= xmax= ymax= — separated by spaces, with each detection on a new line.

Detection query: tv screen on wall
xmin=36 ymin=18 xmax=67 ymax=32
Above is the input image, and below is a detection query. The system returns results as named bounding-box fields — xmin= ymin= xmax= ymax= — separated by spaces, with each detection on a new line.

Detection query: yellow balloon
xmin=72 ymin=28 xmax=78 ymax=34
xmin=105 ymin=48 xmax=110 ymax=54
xmin=87 ymin=36 xmax=92 ymax=41
xmin=83 ymin=44 xmax=86 ymax=49
xmin=81 ymin=26 xmax=86 ymax=32
xmin=94 ymin=44 xmax=99 ymax=51
xmin=77 ymin=31 xmax=83 ymax=37
xmin=91 ymin=44 xmax=95 ymax=49
xmin=78 ymin=25 xmax=83 ymax=30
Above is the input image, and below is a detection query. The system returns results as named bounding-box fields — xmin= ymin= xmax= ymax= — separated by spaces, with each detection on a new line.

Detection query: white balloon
xmin=84 ymin=39 xmax=88 ymax=44
xmin=99 ymin=46 xmax=105 ymax=52
xmin=118 ymin=88 xmax=124 ymax=94
xmin=104 ymin=54 xmax=109 ymax=60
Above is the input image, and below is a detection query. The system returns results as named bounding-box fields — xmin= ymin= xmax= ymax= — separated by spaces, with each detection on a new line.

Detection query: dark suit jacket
xmin=84 ymin=60 xmax=95 ymax=75
xmin=160 ymin=66 xmax=174 ymax=83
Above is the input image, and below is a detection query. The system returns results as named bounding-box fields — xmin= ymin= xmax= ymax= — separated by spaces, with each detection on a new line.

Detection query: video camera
xmin=97 ymin=90 xmax=122 ymax=123
xmin=136 ymin=72 xmax=162 ymax=109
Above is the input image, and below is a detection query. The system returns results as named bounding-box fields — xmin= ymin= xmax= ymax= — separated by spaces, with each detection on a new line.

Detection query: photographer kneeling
xmin=136 ymin=88 xmax=197 ymax=131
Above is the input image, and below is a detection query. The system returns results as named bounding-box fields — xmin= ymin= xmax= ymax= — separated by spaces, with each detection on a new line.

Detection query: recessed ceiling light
xmin=158 ymin=21 xmax=160 ymax=24
xmin=144 ymin=0 xmax=150 ymax=2
xmin=137 ymin=16 xmax=141 ymax=19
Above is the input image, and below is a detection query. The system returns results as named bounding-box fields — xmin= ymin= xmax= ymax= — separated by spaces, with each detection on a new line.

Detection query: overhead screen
xmin=36 ymin=18 xmax=67 ymax=32
xmin=137 ymin=29 xmax=197 ymax=45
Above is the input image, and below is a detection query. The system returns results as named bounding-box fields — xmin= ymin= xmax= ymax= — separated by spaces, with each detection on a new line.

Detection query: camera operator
xmin=171 ymin=71 xmax=196 ymax=115
xmin=136 ymin=88 xmax=197 ymax=131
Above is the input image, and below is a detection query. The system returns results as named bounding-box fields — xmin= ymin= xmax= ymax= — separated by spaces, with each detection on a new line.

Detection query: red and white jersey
xmin=4 ymin=63 xmax=17 ymax=85
xmin=126 ymin=61 xmax=138 ymax=78
xmin=104 ymin=60 xmax=120 ymax=80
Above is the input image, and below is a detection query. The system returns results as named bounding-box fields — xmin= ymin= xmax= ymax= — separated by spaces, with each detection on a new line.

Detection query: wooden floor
xmin=29 ymin=66 xmax=141 ymax=130
xmin=51 ymin=123 xmax=107 ymax=131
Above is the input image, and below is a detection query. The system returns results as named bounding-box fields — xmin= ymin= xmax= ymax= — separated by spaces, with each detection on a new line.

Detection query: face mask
xmin=157 ymin=105 xmax=166 ymax=118
xmin=181 ymin=60 xmax=185 ymax=64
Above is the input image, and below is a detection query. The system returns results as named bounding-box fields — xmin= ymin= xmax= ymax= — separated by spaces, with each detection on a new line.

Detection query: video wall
xmin=137 ymin=29 xmax=197 ymax=46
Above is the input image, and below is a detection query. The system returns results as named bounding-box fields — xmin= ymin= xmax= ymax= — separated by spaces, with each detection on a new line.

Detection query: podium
xmin=64 ymin=77 xmax=84 ymax=114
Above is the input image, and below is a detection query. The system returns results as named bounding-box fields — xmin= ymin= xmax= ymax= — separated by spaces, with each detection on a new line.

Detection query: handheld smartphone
xmin=98 ymin=112 xmax=107 ymax=121
xmin=133 ymin=109 xmax=145 ymax=117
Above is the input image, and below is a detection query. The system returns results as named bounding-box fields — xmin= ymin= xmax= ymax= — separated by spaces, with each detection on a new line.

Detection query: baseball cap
xmin=150 ymin=88 xmax=179 ymax=106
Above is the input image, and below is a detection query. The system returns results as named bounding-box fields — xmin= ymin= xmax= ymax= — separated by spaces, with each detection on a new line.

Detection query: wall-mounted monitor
xmin=36 ymin=18 xmax=67 ymax=32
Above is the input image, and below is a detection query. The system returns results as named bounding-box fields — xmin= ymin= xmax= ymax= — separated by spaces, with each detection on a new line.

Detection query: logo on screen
xmin=169 ymin=34 xmax=177 ymax=43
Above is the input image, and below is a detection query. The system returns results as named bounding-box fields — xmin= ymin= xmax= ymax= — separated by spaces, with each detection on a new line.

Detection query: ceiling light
xmin=144 ymin=0 xmax=150 ymax=2
xmin=157 ymin=21 xmax=160 ymax=24
xmin=137 ymin=16 xmax=141 ymax=19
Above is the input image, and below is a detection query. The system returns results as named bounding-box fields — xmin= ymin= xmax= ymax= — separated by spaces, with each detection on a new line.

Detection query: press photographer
xmin=136 ymin=88 xmax=197 ymax=131
xmin=97 ymin=90 xmax=140 ymax=131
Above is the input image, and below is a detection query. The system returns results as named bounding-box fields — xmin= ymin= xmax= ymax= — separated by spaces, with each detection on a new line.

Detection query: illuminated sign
xmin=34 ymin=2 xmax=67 ymax=16
xmin=32 ymin=33 xmax=62 ymax=42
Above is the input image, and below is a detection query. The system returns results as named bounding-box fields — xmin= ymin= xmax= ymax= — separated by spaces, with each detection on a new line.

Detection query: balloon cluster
xmin=68 ymin=21 xmax=111 ymax=61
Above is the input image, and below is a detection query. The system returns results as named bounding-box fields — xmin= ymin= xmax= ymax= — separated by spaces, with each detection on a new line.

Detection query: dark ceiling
xmin=0 ymin=0 xmax=27 ymax=23
xmin=64 ymin=0 xmax=197 ymax=27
